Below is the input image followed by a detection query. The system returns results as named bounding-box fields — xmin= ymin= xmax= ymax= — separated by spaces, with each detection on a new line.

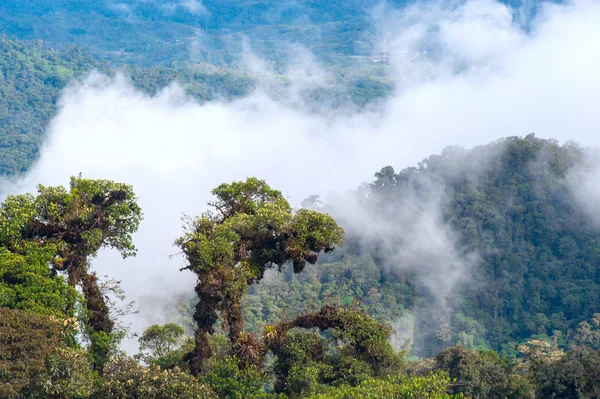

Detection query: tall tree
xmin=176 ymin=178 xmax=344 ymax=375
xmin=0 ymin=175 xmax=142 ymax=371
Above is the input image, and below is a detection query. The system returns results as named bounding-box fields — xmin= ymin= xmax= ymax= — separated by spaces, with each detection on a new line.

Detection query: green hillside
xmin=0 ymin=37 xmax=101 ymax=175
xmin=0 ymin=0 xmax=379 ymax=67
xmin=0 ymin=36 xmax=392 ymax=176
xmin=241 ymin=136 xmax=600 ymax=358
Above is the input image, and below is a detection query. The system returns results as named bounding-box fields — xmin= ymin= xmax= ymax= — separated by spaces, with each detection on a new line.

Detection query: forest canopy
xmin=2 ymin=0 xmax=600 ymax=396
xmin=3 ymin=139 xmax=600 ymax=397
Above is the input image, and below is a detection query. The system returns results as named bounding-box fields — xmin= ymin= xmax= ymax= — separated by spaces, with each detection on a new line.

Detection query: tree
xmin=435 ymin=345 xmax=509 ymax=398
xmin=569 ymin=314 xmax=600 ymax=350
xmin=201 ymin=357 xmax=269 ymax=399
xmin=35 ymin=347 xmax=95 ymax=399
xmin=136 ymin=323 xmax=186 ymax=368
xmin=0 ymin=175 xmax=143 ymax=371
xmin=530 ymin=347 xmax=600 ymax=398
xmin=265 ymin=305 xmax=404 ymax=395
xmin=176 ymin=177 xmax=344 ymax=375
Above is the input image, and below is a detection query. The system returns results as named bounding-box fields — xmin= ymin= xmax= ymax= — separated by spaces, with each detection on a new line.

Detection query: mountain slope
xmin=240 ymin=136 xmax=600 ymax=357
xmin=0 ymin=37 xmax=101 ymax=176
xmin=0 ymin=0 xmax=547 ymax=67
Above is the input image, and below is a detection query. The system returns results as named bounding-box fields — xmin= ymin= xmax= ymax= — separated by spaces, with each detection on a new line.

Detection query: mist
xmin=5 ymin=0 xmax=600 ymax=353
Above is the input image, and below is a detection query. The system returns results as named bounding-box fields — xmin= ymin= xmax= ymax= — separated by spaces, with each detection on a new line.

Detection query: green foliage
xmin=529 ymin=347 xmax=600 ymax=398
xmin=435 ymin=345 xmax=509 ymax=398
xmin=364 ymin=136 xmax=600 ymax=354
xmin=1 ymin=175 xmax=143 ymax=261
xmin=179 ymin=177 xmax=343 ymax=282
xmin=307 ymin=372 xmax=462 ymax=399
xmin=238 ymin=136 xmax=600 ymax=359
xmin=0 ymin=246 xmax=76 ymax=318
xmin=568 ymin=313 xmax=600 ymax=350
xmin=0 ymin=35 xmax=391 ymax=176
xmin=0 ymin=36 xmax=102 ymax=176
xmin=1 ymin=174 xmax=143 ymax=372
xmin=270 ymin=331 xmax=326 ymax=395
xmin=35 ymin=347 xmax=95 ymax=399
xmin=202 ymin=357 xmax=271 ymax=399
xmin=0 ymin=0 xmax=381 ymax=67
xmin=241 ymin=253 xmax=409 ymax=329
xmin=0 ymin=308 xmax=63 ymax=398
xmin=324 ymin=307 xmax=404 ymax=376
xmin=4 ymin=137 xmax=600 ymax=397
xmin=37 ymin=175 xmax=143 ymax=260
xmin=95 ymin=354 xmax=216 ymax=399
xmin=136 ymin=323 xmax=187 ymax=368
xmin=86 ymin=330 xmax=123 ymax=375
xmin=176 ymin=177 xmax=343 ymax=372
xmin=267 ymin=306 xmax=404 ymax=396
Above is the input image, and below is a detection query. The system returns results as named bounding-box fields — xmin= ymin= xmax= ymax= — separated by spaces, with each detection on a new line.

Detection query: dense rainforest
xmin=2 ymin=0 xmax=599 ymax=396
xmin=239 ymin=136 xmax=600 ymax=359
xmin=2 ymin=139 xmax=600 ymax=398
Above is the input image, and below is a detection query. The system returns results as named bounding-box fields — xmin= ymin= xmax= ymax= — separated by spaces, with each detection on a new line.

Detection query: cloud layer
xmin=7 ymin=0 xmax=600 ymax=352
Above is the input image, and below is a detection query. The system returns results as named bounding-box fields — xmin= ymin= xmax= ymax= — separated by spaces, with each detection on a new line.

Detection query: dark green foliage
xmin=241 ymin=254 xmax=414 ymax=341
xmin=0 ymin=0 xmax=380 ymax=67
xmin=407 ymin=136 xmax=600 ymax=353
xmin=266 ymin=306 xmax=404 ymax=397
xmin=0 ymin=34 xmax=392 ymax=177
xmin=435 ymin=346 xmax=509 ymax=398
xmin=202 ymin=357 xmax=272 ymax=399
xmin=0 ymin=36 xmax=258 ymax=176
xmin=3 ymin=165 xmax=600 ymax=396
xmin=270 ymin=331 xmax=326 ymax=393
xmin=242 ymin=136 xmax=600 ymax=358
xmin=0 ymin=308 xmax=62 ymax=397
xmin=530 ymin=347 xmax=600 ymax=399
xmin=420 ymin=344 xmax=541 ymax=398
xmin=0 ymin=36 xmax=101 ymax=176
xmin=123 ymin=65 xmax=256 ymax=101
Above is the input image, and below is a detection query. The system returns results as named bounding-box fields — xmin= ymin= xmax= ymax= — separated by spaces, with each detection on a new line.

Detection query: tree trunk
xmin=226 ymin=300 xmax=244 ymax=345
xmin=80 ymin=271 xmax=114 ymax=335
xmin=190 ymin=275 xmax=222 ymax=376
xmin=80 ymin=270 xmax=114 ymax=374
xmin=190 ymin=330 xmax=212 ymax=377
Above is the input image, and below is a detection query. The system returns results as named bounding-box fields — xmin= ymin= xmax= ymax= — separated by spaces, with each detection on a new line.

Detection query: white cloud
xmin=178 ymin=0 xmax=206 ymax=14
xmin=6 ymin=0 xmax=600 ymax=352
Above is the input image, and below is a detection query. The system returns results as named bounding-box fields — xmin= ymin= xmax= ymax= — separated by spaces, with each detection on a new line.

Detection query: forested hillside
xmin=0 ymin=0 xmax=379 ymax=67
xmin=0 ymin=36 xmax=262 ymax=176
xmin=0 ymin=37 xmax=101 ymax=175
xmin=239 ymin=136 xmax=600 ymax=358
xmin=0 ymin=35 xmax=391 ymax=176
xmin=0 ymin=0 xmax=547 ymax=68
